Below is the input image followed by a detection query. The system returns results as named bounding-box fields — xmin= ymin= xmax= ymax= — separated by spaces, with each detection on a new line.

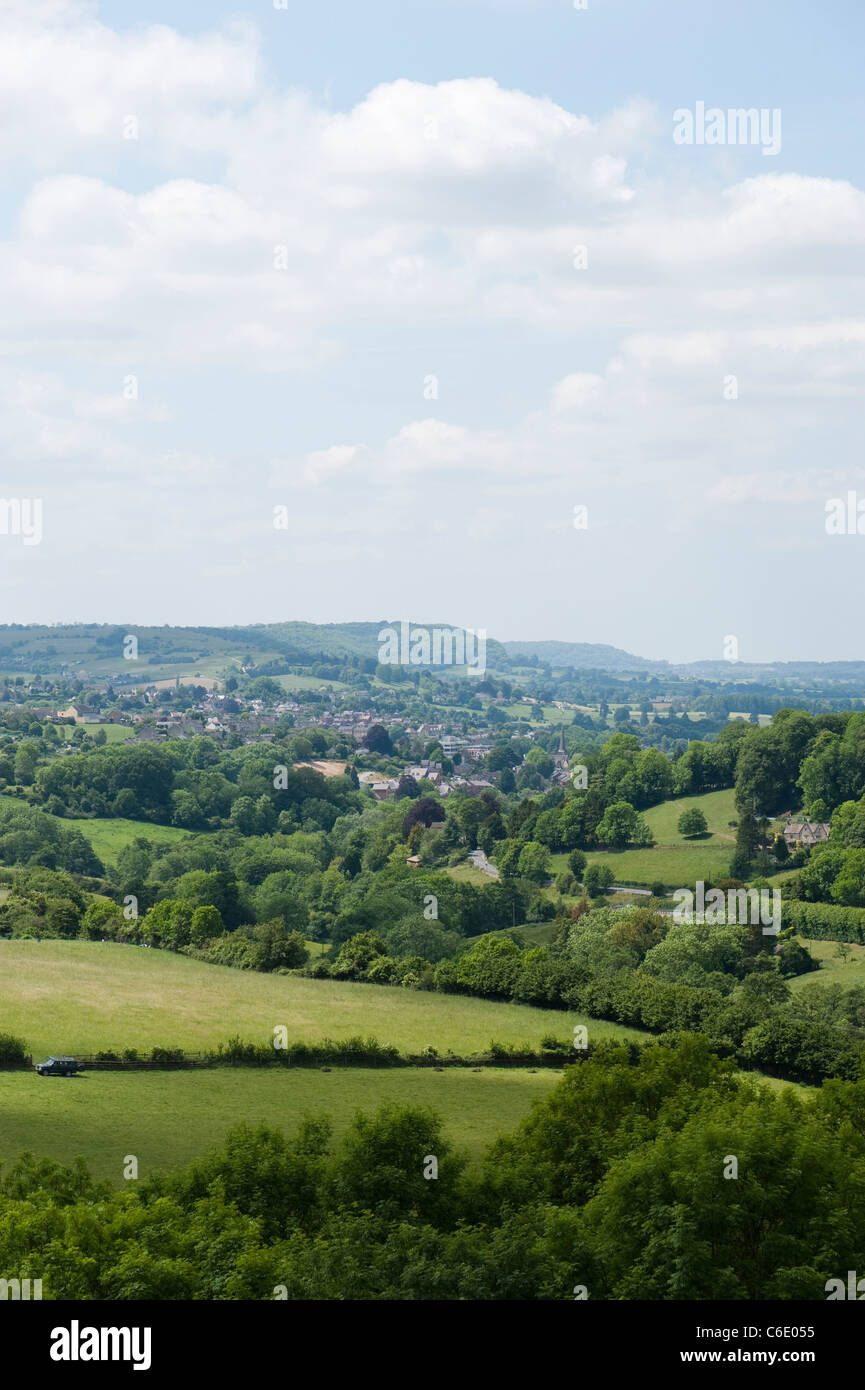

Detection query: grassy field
xmin=0 ymin=940 xmax=645 ymax=1057
xmin=70 ymin=817 xmax=195 ymax=867
xmin=0 ymin=1066 xmax=560 ymax=1184
xmin=788 ymin=936 xmax=865 ymax=991
xmin=483 ymin=921 xmax=559 ymax=947
xmin=553 ymin=788 xmax=739 ymax=889
xmin=642 ymin=788 xmax=738 ymax=841
xmin=276 ymin=674 xmax=349 ymax=692
xmin=503 ymin=703 xmax=571 ymax=724
xmin=446 ymin=862 xmax=495 ymax=887
xmin=305 ymin=939 xmax=331 ymax=959
xmin=744 ymin=1071 xmax=812 ymax=1096
xmin=0 ymin=795 xmax=196 ymax=869
xmin=83 ymin=723 xmax=134 ymax=744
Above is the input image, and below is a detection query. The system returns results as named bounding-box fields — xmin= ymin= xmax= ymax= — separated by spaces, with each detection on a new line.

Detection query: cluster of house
xmin=440 ymin=735 xmax=493 ymax=760
xmin=779 ymin=814 xmax=831 ymax=849
xmin=356 ymin=758 xmax=495 ymax=802
xmin=48 ymin=694 xmax=514 ymax=797
xmin=416 ymin=723 xmax=447 ymax=740
xmin=56 ymin=704 xmax=122 ymax=725
xmin=312 ymin=708 xmax=378 ymax=741
xmin=56 ymin=692 xmax=331 ymax=744
xmin=50 ymin=692 xmax=581 ymax=795
xmin=48 ymin=683 xmax=561 ymax=810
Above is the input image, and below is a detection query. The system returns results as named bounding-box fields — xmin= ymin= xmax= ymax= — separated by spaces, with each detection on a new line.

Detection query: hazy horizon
xmin=2 ymin=615 xmax=864 ymax=671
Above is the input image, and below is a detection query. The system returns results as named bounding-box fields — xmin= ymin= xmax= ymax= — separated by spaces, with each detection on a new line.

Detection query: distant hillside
xmin=501 ymin=640 xmax=665 ymax=673
xmin=258 ymin=621 xmax=508 ymax=667
xmin=254 ymin=621 xmax=384 ymax=659
xmin=0 ymin=621 xmax=508 ymax=682
xmin=678 ymin=659 xmax=865 ymax=683
xmin=502 ymin=642 xmax=865 ymax=685
xmin=2 ymin=622 xmax=865 ymax=686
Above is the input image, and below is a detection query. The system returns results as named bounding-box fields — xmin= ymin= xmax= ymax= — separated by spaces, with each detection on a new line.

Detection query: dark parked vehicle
xmin=35 ymin=1056 xmax=84 ymax=1077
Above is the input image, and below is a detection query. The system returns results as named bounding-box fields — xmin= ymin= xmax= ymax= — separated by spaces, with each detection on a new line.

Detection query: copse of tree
xmin=36 ymin=743 xmax=181 ymax=821
xmin=0 ymin=1031 xmax=28 ymax=1062
xmin=595 ymin=802 xmax=653 ymax=850
xmin=524 ymin=747 xmax=554 ymax=779
xmin=673 ymin=725 xmax=747 ymax=796
xmin=498 ymin=767 xmax=516 ymax=793
xmin=486 ymin=744 xmax=521 ymax=772
xmin=678 ymin=807 xmax=708 ymax=838
xmin=730 ymin=710 xmax=859 ymax=819
xmin=583 ymin=862 xmax=614 ymax=896
xmin=596 ymin=801 xmax=638 ymax=849
xmin=33 ymin=739 xmax=361 ymax=833
xmin=567 ymin=849 xmax=587 ymax=880
xmin=0 ymin=801 xmax=103 ymax=877
xmin=365 ymin=724 xmax=392 ymax=755
xmin=79 ymin=900 xmax=125 ymax=939
xmin=830 ymin=793 xmax=865 ymax=848
xmin=245 ymin=676 xmax=285 ymax=704
xmin=402 ymin=797 xmax=445 ymax=838
xmin=516 ymin=841 xmax=551 ymax=883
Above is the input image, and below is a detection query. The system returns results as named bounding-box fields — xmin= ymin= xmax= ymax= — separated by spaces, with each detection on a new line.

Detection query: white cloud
xmin=301 ymin=445 xmax=365 ymax=485
xmin=0 ymin=14 xmax=863 ymax=374
xmin=551 ymin=373 xmax=606 ymax=412
xmin=1 ymin=3 xmax=864 ymax=657
xmin=0 ymin=1 xmax=260 ymax=166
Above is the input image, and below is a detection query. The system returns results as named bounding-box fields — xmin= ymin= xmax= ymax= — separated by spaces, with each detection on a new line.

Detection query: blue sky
xmin=1 ymin=0 xmax=864 ymax=662
xmin=94 ymin=0 xmax=865 ymax=181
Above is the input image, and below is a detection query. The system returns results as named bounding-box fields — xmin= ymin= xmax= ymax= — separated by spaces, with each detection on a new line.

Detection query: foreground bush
xmin=782 ymin=899 xmax=865 ymax=943
xmin=2 ymin=1037 xmax=865 ymax=1299
xmin=0 ymin=1032 xmax=28 ymax=1063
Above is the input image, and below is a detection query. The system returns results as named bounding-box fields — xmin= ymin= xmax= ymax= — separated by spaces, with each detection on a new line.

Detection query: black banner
xmin=1 ymin=1300 xmax=858 ymax=1377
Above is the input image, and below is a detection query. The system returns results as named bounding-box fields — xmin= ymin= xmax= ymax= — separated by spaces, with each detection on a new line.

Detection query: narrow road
xmin=468 ymin=849 xmax=499 ymax=878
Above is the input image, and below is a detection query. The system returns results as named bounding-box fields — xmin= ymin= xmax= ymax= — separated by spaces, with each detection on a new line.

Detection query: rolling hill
xmin=0 ymin=939 xmax=643 ymax=1057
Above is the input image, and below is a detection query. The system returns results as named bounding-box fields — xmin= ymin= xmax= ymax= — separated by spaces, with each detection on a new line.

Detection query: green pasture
xmin=0 ymin=940 xmax=645 ymax=1057
xmin=0 ymin=1066 xmax=560 ymax=1185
